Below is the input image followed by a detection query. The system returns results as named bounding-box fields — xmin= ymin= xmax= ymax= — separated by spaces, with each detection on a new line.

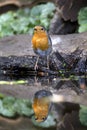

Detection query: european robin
xmin=32 ymin=90 xmax=52 ymax=122
xmin=32 ymin=25 xmax=52 ymax=70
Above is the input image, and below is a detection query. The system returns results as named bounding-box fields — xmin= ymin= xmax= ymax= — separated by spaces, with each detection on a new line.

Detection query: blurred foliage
xmin=78 ymin=7 xmax=87 ymax=33
xmin=0 ymin=93 xmax=56 ymax=128
xmin=0 ymin=94 xmax=33 ymax=117
xmin=0 ymin=80 xmax=28 ymax=85
xmin=79 ymin=105 xmax=87 ymax=126
xmin=0 ymin=2 xmax=55 ymax=38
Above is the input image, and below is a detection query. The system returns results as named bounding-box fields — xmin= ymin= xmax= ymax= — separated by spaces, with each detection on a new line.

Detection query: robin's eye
xmin=35 ymin=116 xmax=38 ymax=120
xmin=41 ymin=28 xmax=44 ymax=30
xmin=42 ymin=117 xmax=46 ymax=120
xmin=34 ymin=28 xmax=37 ymax=31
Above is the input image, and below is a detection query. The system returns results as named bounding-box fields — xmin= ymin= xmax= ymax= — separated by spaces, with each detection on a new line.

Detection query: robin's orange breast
xmin=32 ymin=33 xmax=49 ymax=51
xmin=32 ymin=90 xmax=52 ymax=122
xmin=32 ymin=98 xmax=50 ymax=122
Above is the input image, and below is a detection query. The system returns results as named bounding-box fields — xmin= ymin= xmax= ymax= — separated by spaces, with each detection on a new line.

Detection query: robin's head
xmin=33 ymin=26 xmax=47 ymax=35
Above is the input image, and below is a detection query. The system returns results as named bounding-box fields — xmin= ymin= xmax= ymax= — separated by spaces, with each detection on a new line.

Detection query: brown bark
xmin=56 ymin=0 xmax=87 ymax=21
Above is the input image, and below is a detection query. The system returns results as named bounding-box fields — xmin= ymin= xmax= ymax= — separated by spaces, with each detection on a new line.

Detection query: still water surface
xmin=0 ymin=75 xmax=87 ymax=130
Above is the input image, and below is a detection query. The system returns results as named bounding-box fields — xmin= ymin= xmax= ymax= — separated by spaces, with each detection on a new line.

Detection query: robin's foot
xmin=34 ymin=56 xmax=39 ymax=71
xmin=47 ymin=61 xmax=50 ymax=70
xmin=47 ymin=56 xmax=50 ymax=70
xmin=34 ymin=64 xmax=38 ymax=71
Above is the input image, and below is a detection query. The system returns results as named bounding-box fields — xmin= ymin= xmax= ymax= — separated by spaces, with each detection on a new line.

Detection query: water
xmin=0 ymin=75 xmax=87 ymax=130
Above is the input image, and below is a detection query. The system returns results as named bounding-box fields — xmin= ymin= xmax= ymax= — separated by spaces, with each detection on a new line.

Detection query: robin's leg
xmin=34 ymin=56 xmax=39 ymax=70
xmin=47 ymin=55 xmax=50 ymax=69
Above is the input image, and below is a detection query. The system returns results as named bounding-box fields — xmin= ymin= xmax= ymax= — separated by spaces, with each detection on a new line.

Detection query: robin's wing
xmin=45 ymin=30 xmax=52 ymax=47
xmin=48 ymin=35 xmax=52 ymax=55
